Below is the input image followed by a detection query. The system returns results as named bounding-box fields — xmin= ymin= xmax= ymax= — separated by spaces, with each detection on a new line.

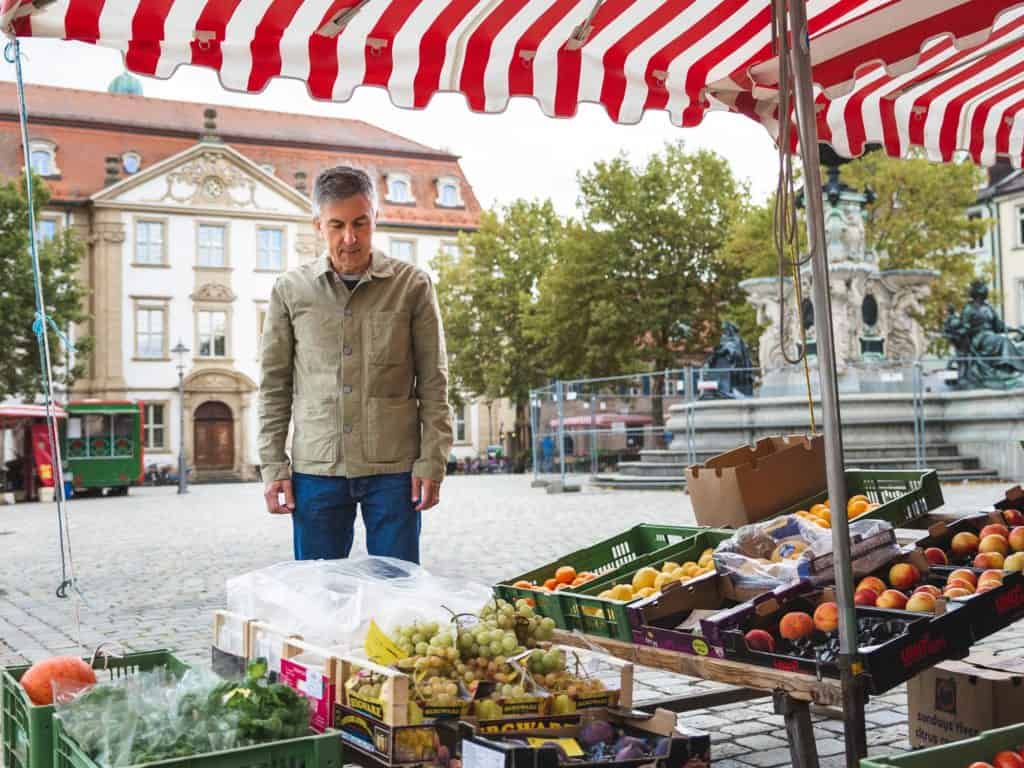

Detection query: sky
xmin=2 ymin=38 xmax=781 ymax=216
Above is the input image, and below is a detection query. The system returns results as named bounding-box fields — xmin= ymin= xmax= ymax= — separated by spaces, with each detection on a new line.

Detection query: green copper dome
xmin=108 ymin=71 xmax=144 ymax=96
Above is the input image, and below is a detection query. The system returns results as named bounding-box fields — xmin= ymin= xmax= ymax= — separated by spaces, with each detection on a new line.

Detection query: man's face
xmin=315 ymin=194 xmax=376 ymax=273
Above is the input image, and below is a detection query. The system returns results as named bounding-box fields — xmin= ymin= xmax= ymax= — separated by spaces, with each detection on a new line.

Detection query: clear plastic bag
xmin=712 ymin=515 xmax=900 ymax=590
xmin=226 ymin=555 xmax=492 ymax=652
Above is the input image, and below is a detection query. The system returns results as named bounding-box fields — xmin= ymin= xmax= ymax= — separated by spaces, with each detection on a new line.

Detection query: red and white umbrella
xmin=0 ymin=0 xmax=1018 ymax=138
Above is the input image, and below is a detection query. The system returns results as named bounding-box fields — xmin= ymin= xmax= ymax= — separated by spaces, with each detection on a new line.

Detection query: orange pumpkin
xmin=20 ymin=656 xmax=97 ymax=705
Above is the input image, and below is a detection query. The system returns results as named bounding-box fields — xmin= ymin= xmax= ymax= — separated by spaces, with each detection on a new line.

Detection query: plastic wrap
xmin=226 ymin=556 xmax=492 ymax=652
xmin=713 ymin=515 xmax=900 ymax=589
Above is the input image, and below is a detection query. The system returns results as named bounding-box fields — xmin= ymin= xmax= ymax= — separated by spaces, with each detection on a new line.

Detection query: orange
xmin=555 ymin=583 xmax=573 ymax=591
xmin=810 ymin=503 xmax=828 ymax=518
xmin=576 ymin=571 xmax=596 ymax=582
xmin=847 ymin=499 xmax=870 ymax=518
xmin=555 ymin=566 xmax=577 ymax=584
xmin=544 ymin=578 xmax=558 ymax=591
xmin=513 ymin=580 xmax=535 ymax=589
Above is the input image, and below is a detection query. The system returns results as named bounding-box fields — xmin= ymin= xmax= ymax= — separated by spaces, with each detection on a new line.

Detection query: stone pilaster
xmin=90 ymin=213 xmax=127 ymax=393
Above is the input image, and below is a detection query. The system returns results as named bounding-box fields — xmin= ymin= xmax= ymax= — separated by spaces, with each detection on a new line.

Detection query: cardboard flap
xmin=960 ymin=652 xmax=1024 ymax=679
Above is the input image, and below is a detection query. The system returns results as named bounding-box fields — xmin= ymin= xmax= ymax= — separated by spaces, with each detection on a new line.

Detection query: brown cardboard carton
xmin=685 ymin=435 xmax=826 ymax=528
xmin=907 ymin=651 xmax=1024 ymax=748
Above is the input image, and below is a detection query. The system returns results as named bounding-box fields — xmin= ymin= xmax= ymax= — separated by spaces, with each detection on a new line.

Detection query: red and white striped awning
xmin=1 ymin=0 xmax=1019 ymax=136
xmin=0 ymin=403 xmax=67 ymax=429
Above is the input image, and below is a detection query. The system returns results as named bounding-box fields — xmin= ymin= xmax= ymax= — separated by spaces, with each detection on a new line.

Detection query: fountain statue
xmin=700 ymin=322 xmax=755 ymax=399
xmin=943 ymin=280 xmax=1024 ymax=389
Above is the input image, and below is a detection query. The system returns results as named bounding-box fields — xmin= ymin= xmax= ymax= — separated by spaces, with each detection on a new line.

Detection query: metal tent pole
xmin=784 ymin=1 xmax=865 ymax=764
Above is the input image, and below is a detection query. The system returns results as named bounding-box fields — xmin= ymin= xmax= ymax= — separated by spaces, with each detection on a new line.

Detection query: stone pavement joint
xmin=0 ymin=477 xmax=1016 ymax=762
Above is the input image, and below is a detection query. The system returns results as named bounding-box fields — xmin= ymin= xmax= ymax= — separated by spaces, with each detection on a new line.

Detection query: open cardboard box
xmin=685 ymin=435 xmax=825 ymax=528
xmin=245 ymin=619 xmax=302 ymax=680
xmin=211 ymin=610 xmax=251 ymax=679
xmin=279 ymin=638 xmax=340 ymax=732
xmin=908 ymin=652 xmax=1024 ymax=749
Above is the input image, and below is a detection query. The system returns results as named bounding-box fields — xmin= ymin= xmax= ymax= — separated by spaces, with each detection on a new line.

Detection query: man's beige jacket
xmin=257 ymin=250 xmax=453 ymax=483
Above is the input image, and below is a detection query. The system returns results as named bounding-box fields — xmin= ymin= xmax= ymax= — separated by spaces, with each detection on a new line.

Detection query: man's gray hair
xmin=312 ymin=166 xmax=378 ymax=215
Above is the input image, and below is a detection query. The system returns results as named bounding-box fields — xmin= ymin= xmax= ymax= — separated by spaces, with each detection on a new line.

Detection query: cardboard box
xmin=685 ymin=435 xmax=825 ymax=528
xmin=246 ymin=620 xmax=302 ymax=680
xmin=907 ymin=652 xmax=1024 ymax=749
xmin=211 ymin=610 xmax=250 ymax=679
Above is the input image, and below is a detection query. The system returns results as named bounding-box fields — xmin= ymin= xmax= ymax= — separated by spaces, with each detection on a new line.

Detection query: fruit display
xmin=792 ymin=494 xmax=881 ymax=529
xmin=917 ymin=512 xmax=1024 ymax=572
xmin=512 ymin=565 xmax=599 ymax=594
xmin=592 ymin=549 xmax=718 ymax=604
xmin=850 ymin=561 xmax=947 ymax=614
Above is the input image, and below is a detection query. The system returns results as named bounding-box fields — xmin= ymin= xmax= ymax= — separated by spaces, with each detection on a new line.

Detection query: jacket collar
xmin=317 ymin=249 xmax=395 ymax=281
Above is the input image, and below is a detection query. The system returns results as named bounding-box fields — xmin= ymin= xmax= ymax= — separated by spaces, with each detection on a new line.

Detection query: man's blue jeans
xmin=291 ymin=472 xmax=421 ymax=563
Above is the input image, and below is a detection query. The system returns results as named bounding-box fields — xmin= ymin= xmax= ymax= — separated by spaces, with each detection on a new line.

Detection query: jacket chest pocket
xmin=371 ymin=311 xmax=411 ymax=365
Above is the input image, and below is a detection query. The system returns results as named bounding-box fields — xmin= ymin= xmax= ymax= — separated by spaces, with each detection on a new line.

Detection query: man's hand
xmin=264 ymin=478 xmax=295 ymax=514
xmin=412 ymin=475 xmax=441 ymax=512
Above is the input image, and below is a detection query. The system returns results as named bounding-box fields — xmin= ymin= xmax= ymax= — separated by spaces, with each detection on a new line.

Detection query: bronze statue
xmin=943 ymin=280 xmax=1024 ymax=389
xmin=700 ymin=321 xmax=755 ymax=399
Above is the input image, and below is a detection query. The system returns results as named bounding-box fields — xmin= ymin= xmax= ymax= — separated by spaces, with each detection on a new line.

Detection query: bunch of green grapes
xmin=417 ymin=675 xmax=461 ymax=706
xmin=526 ymin=648 xmax=566 ymax=678
xmin=348 ymin=670 xmax=388 ymax=700
xmin=392 ymin=620 xmax=461 ymax=679
xmin=537 ymin=669 xmax=606 ymax=696
xmin=473 ymin=599 xmax=556 ymax=653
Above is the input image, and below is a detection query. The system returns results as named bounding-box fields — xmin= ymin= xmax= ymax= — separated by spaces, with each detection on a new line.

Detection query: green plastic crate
xmin=493 ymin=525 xmax=705 ymax=628
xmin=777 ymin=469 xmax=943 ymax=529
xmin=860 ymin=721 xmax=1024 ymax=767
xmin=53 ymin=719 xmax=342 ymax=768
xmin=2 ymin=650 xmax=188 ymax=768
xmin=557 ymin=529 xmax=736 ymax=642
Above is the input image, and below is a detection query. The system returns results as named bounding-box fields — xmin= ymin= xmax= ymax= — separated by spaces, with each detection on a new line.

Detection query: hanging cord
xmin=5 ymin=40 xmax=85 ymax=639
xmin=771 ymin=0 xmax=816 ymax=433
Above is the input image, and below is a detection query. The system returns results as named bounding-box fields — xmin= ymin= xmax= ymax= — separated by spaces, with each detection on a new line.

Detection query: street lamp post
xmin=171 ymin=340 xmax=190 ymax=495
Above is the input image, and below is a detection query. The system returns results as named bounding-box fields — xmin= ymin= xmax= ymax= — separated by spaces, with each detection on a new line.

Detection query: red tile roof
xmin=0 ymin=82 xmax=480 ymax=230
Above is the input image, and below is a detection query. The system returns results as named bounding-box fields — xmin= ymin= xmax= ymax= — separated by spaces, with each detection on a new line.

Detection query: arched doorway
xmin=193 ymin=401 xmax=234 ymax=470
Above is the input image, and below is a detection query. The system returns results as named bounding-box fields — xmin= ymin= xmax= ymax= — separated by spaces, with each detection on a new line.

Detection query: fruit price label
xmin=366 ymin=620 xmax=410 ymax=665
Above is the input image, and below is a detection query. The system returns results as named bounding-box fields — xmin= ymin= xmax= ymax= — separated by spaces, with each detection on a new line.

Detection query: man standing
xmin=258 ymin=166 xmax=453 ymax=564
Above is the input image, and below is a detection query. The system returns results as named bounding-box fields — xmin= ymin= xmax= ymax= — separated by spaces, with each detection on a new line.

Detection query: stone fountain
xmin=742 ymin=166 xmax=936 ymax=395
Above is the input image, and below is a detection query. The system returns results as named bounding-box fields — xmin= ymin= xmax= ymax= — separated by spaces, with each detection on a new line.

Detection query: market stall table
xmin=553 ymin=629 xmax=845 ymax=768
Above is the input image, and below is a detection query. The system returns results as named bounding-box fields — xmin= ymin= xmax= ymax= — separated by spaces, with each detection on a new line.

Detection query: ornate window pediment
xmin=191 ymin=282 xmax=236 ymax=302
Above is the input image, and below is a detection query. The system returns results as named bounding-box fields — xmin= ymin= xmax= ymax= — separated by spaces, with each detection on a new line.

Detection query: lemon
xmin=681 ymin=562 xmax=700 ymax=578
xmin=698 ymin=553 xmax=713 ymax=568
xmin=654 ymin=572 xmax=674 ymax=590
xmin=610 ymin=584 xmax=634 ymax=601
xmin=631 ymin=566 xmax=659 ymax=591
xmin=661 ymin=561 xmax=680 ymax=574
xmin=598 ymin=589 xmax=615 ymax=600
xmin=635 ymin=587 xmax=656 ymax=598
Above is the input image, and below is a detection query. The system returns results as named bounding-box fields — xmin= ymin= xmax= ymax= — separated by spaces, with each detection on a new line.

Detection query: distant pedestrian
xmin=540 ymin=434 xmax=554 ymax=473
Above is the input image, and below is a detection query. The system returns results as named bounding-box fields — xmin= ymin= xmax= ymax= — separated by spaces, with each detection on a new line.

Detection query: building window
xmin=390 ymin=239 xmax=416 ymax=265
xmin=198 ymin=224 xmax=227 ymax=267
xmin=258 ymin=227 xmax=284 ymax=271
xmin=968 ymin=212 xmax=986 ymax=251
xmin=135 ymin=307 xmax=165 ymax=358
xmin=122 ymin=152 xmax=141 ymax=174
xmin=440 ymin=241 xmax=460 ymax=259
xmin=386 ymin=174 xmax=413 ymax=203
xmin=29 ymin=140 xmax=58 ymax=177
xmin=135 ymin=220 xmax=165 ymax=265
xmin=436 ymin=177 xmax=462 ymax=207
xmin=197 ymin=310 xmax=227 ymax=357
xmin=144 ymin=403 xmax=166 ymax=449
xmin=36 ymin=218 xmax=58 ymax=243
xmin=453 ymin=404 xmax=467 ymax=443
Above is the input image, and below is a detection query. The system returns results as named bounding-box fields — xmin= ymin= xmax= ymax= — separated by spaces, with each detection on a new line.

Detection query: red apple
xmin=923 ymin=547 xmax=948 ymax=566
xmin=992 ymin=751 xmax=1024 ymax=768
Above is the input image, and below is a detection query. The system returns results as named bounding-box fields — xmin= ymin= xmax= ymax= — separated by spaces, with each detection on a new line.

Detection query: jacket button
xmin=343 ymin=345 xmax=353 ymax=356
xmin=343 ymin=385 xmax=353 ymax=394
xmin=343 ymin=424 xmax=353 ymax=434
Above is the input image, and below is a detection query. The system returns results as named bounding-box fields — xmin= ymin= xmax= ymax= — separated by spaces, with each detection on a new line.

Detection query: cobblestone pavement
xmin=1 ymin=476 xmax=1020 ymax=766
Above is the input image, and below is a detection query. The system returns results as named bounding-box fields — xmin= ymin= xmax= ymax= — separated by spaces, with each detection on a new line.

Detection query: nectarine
xmin=1009 ymin=527 xmax=1024 ymax=552
xmin=951 ymin=532 xmax=980 ymax=557
xmin=945 ymin=578 xmax=976 ymax=593
xmin=923 ymin=547 xmax=948 ymax=566
xmin=854 ymin=589 xmax=878 ymax=606
xmin=943 ymin=587 xmax=973 ymax=599
xmin=980 ymin=523 xmax=1011 ymax=540
xmin=745 ymin=629 xmax=775 ymax=653
xmin=857 ymin=576 xmax=887 ymax=595
xmin=813 ymin=602 xmax=839 ymax=633
xmin=974 ymin=552 xmax=1006 ymax=570
xmin=992 ymin=751 xmax=1024 ymax=768
xmin=1005 ymin=552 xmax=1024 ymax=572
xmin=778 ymin=611 xmax=815 ymax=641
xmin=905 ymin=592 xmax=937 ymax=613
xmin=1004 ymin=508 xmax=1024 ymax=526
xmin=949 ymin=569 xmax=978 ymax=587
xmin=876 ymin=589 xmax=909 ymax=610
xmin=913 ymin=585 xmax=942 ymax=599
xmin=889 ymin=562 xmax=921 ymax=590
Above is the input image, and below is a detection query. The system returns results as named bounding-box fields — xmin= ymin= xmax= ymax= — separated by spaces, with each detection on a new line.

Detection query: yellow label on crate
xmin=527 ymin=738 xmax=584 ymax=757
xmin=366 ymin=620 xmax=409 ymax=666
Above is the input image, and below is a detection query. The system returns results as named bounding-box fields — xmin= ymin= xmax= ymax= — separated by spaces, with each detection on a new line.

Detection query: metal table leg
xmin=774 ymin=690 xmax=819 ymax=768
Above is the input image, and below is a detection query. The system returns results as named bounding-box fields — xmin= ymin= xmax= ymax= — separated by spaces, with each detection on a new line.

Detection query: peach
xmin=977 ymin=582 xmax=1002 ymax=594
xmin=979 ymin=569 xmax=1004 ymax=584
xmin=1005 ymin=552 xmax=1024 ymax=572
xmin=981 ymin=523 xmax=1011 ymax=541
xmin=856 ymin=576 xmax=887 ymax=596
xmin=854 ymin=588 xmax=878 ymax=607
xmin=993 ymin=751 xmax=1024 ymax=768
xmin=923 ymin=547 xmax=948 ymax=566
xmin=744 ymin=629 xmax=776 ymax=653
xmin=980 ymin=534 xmax=1010 ymax=556
xmin=905 ymin=592 xmax=937 ymax=613
xmin=974 ymin=552 xmax=1006 ymax=570
xmin=913 ymin=584 xmax=942 ymax=598
xmin=813 ymin=602 xmax=840 ymax=633
xmin=1009 ymin=527 xmax=1024 ymax=552
xmin=949 ymin=568 xmax=978 ymax=587
xmin=943 ymin=587 xmax=973 ymax=599
xmin=1004 ymin=509 xmax=1024 ymax=526
xmin=951 ymin=532 xmax=980 ymax=557
xmin=946 ymin=578 xmax=976 ymax=593
xmin=889 ymin=563 xmax=921 ymax=590
xmin=876 ymin=589 xmax=909 ymax=610
xmin=968 ymin=762 xmax=995 ymax=768
xmin=778 ymin=612 xmax=815 ymax=641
